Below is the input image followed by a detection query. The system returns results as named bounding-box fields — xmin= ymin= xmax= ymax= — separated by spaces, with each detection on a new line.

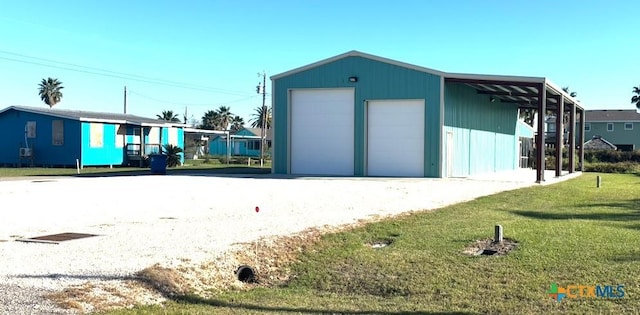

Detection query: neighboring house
xmin=209 ymin=127 xmax=272 ymax=158
xmin=183 ymin=128 xmax=226 ymax=159
xmin=583 ymin=135 xmax=617 ymax=150
xmin=0 ymin=105 xmax=185 ymax=167
xmin=270 ymin=50 xmax=585 ymax=180
xmin=584 ymin=109 xmax=640 ymax=151
xmin=544 ymin=115 xmax=567 ymax=145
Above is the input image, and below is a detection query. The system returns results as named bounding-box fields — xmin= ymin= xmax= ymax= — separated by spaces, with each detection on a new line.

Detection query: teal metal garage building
xmin=270 ymin=51 xmax=585 ymax=181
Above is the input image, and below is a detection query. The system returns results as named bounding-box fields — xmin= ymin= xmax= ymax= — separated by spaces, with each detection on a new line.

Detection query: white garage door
xmin=291 ymin=89 xmax=354 ymax=175
xmin=367 ymin=99 xmax=425 ymax=177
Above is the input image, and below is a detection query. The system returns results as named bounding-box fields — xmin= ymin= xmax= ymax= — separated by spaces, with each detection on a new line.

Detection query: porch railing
xmin=126 ymin=143 xmax=161 ymax=158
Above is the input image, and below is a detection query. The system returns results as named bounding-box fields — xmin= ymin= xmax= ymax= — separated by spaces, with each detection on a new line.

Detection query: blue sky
xmin=1 ymin=1 xmax=638 ymax=125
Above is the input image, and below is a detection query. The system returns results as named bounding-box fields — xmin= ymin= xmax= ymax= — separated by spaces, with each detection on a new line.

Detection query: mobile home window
xmin=624 ymin=123 xmax=633 ymax=130
xmin=607 ymin=123 xmax=614 ymax=132
xmin=52 ymin=120 xmax=64 ymax=145
xmin=584 ymin=123 xmax=591 ymax=132
xmin=248 ymin=140 xmax=260 ymax=150
xmin=26 ymin=121 xmax=37 ymax=138
xmin=90 ymin=123 xmax=104 ymax=147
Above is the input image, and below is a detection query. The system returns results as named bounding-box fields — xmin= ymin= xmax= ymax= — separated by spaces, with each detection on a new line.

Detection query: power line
xmin=0 ymin=50 xmax=254 ymax=96
xmin=128 ymin=90 xmax=259 ymax=107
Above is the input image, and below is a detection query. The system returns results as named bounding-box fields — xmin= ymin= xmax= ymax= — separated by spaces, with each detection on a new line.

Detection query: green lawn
xmin=0 ymin=160 xmax=271 ymax=178
xmin=98 ymin=173 xmax=638 ymax=314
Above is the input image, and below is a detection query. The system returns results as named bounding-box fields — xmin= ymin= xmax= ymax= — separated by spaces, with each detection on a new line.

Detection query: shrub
xmin=584 ymin=150 xmax=640 ymax=163
xmin=162 ymin=144 xmax=183 ymax=167
xmin=202 ymin=156 xmax=220 ymax=164
xmin=583 ymin=162 xmax=640 ymax=174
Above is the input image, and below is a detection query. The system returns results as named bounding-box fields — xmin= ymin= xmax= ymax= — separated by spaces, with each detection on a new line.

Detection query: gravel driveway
xmin=0 ymin=171 xmax=569 ymax=314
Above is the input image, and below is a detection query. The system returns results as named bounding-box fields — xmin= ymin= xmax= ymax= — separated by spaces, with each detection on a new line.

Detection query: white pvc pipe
xmin=76 ymin=159 xmax=80 ymax=174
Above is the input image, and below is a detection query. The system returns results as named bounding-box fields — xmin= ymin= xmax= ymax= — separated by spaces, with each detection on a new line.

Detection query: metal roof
xmin=183 ymin=127 xmax=227 ymax=135
xmin=585 ymin=109 xmax=640 ymax=122
xmin=443 ymin=75 xmax=582 ymax=111
xmin=271 ymin=50 xmax=583 ymax=111
xmin=271 ymin=50 xmax=445 ymax=80
xmin=0 ymin=105 xmax=186 ymax=127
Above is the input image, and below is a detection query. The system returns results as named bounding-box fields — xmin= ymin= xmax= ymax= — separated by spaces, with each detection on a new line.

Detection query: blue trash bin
xmin=149 ymin=154 xmax=167 ymax=174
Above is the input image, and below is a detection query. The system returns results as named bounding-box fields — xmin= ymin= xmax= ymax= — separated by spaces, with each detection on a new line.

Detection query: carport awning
xmin=444 ymin=74 xmax=583 ymax=111
xmin=444 ymin=74 xmax=586 ymax=183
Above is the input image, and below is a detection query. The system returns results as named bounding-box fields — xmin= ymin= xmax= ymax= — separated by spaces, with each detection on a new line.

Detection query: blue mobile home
xmin=0 ymin=106 xmax=185 ymax=167
xmin=209 ymin=127 xmax=271 ymax=158
xmin=270 ymin=51 xmax=586 ymax=181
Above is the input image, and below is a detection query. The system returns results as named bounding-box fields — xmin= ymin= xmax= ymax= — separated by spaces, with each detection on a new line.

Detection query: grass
xmin=92 ymin=173 xmax=638 ymax=314
xmin=0 ymin=159 xmax=271 ymax=178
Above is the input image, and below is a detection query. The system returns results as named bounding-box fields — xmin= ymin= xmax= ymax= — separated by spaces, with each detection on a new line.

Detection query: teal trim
xmin=273 ymin=55 xmax=442 ymax=177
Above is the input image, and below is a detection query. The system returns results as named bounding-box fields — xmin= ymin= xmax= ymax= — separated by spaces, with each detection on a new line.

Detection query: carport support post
xmin=568 ymin=103 xmax=576 ymax=173
xmin=579 ymin=109 xmax=585 ymax=171
xmin=536 ymin=83 xmax=547 ymax=183
xmin=555 ymin=96 xmax=564 ymax=177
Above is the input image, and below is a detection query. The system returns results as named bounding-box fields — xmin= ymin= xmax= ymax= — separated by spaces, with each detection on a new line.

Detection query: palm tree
xmin=201 ymin=110 xmax=220 ymax=130
xmin=216 ymin=106 xmax=233 ymax=130
xmin=230 ymin=115 xmax=245 ymax=133
xmin=632 ymin=86 xmax=640 ymax=110
xmin=38 ymin=77 xmax=64 ymax=108
xmin=162 ymin=144 xmax=183 ymax=167
xmin=156 ymin=110 xmax=181 ymax=122
xmin=562 ymin=86 xmax=577 ymax=98
xmin=249 ymin=106 xmax=272 ymax=129
xmin=519 ymin=108 xmax=535 ymax=127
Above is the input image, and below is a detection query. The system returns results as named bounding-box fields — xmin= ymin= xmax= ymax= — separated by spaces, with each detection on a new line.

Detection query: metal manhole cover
xmin=16 ymin=232 xmax=98 ymax=244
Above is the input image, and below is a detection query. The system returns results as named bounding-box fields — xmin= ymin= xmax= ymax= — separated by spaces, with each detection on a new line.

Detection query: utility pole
xmin=123 ymin=86 xmax=128 ymax=114
xmin=257 ymin=71 xmax=267 ymax=166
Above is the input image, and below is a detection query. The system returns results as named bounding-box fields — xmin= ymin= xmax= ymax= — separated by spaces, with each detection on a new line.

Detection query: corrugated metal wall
xmin=517 ymin=120 xmax=535 ymax=138
xmin=443 ymin=83 xmax=518 ymax=177
xmin=272 ymin=56 xmax=442 ymax=177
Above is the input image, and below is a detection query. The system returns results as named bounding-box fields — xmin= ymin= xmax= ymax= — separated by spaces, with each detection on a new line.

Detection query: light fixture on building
xmin=348 ymin=76 xmax=358 ymax=82
xmin=490 ymin=96 xmax=496 ymax=103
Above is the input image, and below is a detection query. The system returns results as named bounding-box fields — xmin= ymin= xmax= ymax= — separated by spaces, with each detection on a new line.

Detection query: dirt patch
xmin=137 ymin=264 xmax=192 ymax=297
xmin=463 ymin=238 xmax=518 ymax=256
xmin=46 ymin=280 xmax=166 ymax=313
xmin=45 ymin=217 xmax=393 ymax=312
